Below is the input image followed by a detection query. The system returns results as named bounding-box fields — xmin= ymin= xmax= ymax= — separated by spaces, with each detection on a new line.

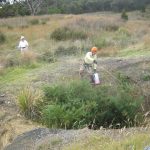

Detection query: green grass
xmin=0 ymin=66 xmax=40 ymax=84
xmin=0 ymin=67 xmax=31 ymax=84
xmin=37 ymin=137 xmax=62 ymax=150
xmin=0 ymin=61 xmax=59 ymax=94
xmin=0 ymin=62 xmax=49 ymax=91
xmin=63 ymin=133 xmax=150 ymax=150
xmin=118 ymin=44 xmax=150 ymax=57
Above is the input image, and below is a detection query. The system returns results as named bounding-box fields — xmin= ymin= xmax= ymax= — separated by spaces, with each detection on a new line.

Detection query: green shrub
xmin=121 ymin=10 xmax=128 ymax=20
xmin=41 ymin=78 xmax=143 ymax=129
xmin=42 ymin=105 xmax=66 ymax=128
xmin=7 ymin=25 xmax=14 ymax=30
xmin=51 ymin=27 xmax=87 ymax=41
xmin=39 ymin=18 xmax=47 ymax=25
xmin=41 ymin=50 xmax=56 ymax=62
xmin=41 ymin=21 xmax=46 ymax=25
xmin=0 ymin=32 xmax=6 ymax=44
xmin=30 ymin=19 xmax=39 ymax=25
xmin=142 ymin=74 xmax=150 ymax=81
xmin=48 ymin=7 xmax=62 ymax=14
xmin=54 ymin=45 xmax=78 ymax=56
xmin=105 ymin=25 xmax=119 ymax=31
xmin=92 ymin=37 xmax=107 ymax=48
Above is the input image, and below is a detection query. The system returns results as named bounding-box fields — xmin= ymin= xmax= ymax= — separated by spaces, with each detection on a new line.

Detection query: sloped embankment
xmin=2 ymin=56 xmax=150 ymax=150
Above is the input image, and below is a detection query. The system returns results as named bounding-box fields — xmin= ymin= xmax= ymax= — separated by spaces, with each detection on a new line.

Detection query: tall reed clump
xmin=41 ymin=75 xmax=143 ymax=129
xmin=3 ymin=54 xmax=20 ymax=67
xmin=17 ymin=86 xmax=43 ymax=119
xmin=20 ymin=51 xmax=38 ymax=68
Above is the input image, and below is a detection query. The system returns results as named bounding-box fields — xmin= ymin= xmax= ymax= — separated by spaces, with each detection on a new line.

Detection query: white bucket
xmin=93 ymin=73 xmax=100 ymax=84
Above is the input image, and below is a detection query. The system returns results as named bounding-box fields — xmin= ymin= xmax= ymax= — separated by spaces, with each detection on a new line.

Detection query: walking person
xmin=18 ymin=36 xmax=29 ymax=54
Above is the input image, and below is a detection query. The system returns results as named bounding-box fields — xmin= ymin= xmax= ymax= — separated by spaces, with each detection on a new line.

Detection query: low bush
xmin=41 ymin=20 xmax=46 ymax=25
xmin=142 ymin=74 xmax=150 ymax=81
xmin=41 ymin=76 xmax=143 ymax=129
xmin=4 ymin=54 xmax=20 ymax=67
xmin=41 ymin=50 xmax=56 ymax=62
xmin=105 ymin=25 xmax=119 ymax=31
xmin=121 ymin=10 xmax=128 ymax=20
xmin=20 ymin=51 xmax=37 ymax=66
xmin=1 ymin=52 xmax=38 ymax=69
xmin=54 ymin=45 xmax=78 ymax=56
xmin=7 ymin=25 xmax=14 ymax=30
xmin=18 ymin=74 xmax=143 ymax=129
xmin=42 ymin=105 xmax=66 ymax=128
xmin=30 ymin=19 xmax=39 ymax=25
xmin=92 ymin=37 xmax=107 ymax=48
xmin=0 ymin=65 xmax=5 ymax=75
xmin=0 ymin=32 xmax=6 ymax=44
xmin=48 ymin=7 xmax=62 ymax=14
xmin=51 ymin=27 xmax=87 ymax=41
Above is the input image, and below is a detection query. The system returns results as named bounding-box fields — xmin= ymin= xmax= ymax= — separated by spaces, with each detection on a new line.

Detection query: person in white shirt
xmin=79 ymin=46 xmax=98 ymax=80
xmin=18 ymin=36 xmax=29 ymax=53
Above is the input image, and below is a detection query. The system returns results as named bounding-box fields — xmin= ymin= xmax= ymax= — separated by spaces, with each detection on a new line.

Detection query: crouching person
xmin=79 ymin=47 xmax=98 ymax=83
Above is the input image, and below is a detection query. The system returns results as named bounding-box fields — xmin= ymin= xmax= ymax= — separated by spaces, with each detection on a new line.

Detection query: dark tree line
xmin=0 ymin=2 xmax=30 ymax=17
xmin=0 ymin=0 xmax=150 ymax=18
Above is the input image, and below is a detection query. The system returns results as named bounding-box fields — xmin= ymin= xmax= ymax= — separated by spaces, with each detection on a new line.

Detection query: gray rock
xmin=4 ymin=128 xmax=61 ymax=150
xmin=144 ymin=146 xmax=150 ymax=150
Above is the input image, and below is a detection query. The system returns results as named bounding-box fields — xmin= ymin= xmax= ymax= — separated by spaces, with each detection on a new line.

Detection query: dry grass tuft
xmin=20 ymin=51 xmax=37 ymax=65
xmin=143 ymin=35 xmax=150 ymax=47
xmin=98 ymin=47 xmax=118 ymax=57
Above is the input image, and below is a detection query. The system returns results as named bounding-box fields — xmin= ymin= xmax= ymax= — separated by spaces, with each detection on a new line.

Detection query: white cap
xmin=20 ymin=36 xmax=25 ymax=40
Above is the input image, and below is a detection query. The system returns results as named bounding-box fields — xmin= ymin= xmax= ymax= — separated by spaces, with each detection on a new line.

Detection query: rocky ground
xmin=1 ymin=56 xmax=150 ymax=150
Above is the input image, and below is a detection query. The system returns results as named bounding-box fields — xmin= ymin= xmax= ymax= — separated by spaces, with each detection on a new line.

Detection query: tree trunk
xmin=26 ymin=0 xmax=43 ymax=15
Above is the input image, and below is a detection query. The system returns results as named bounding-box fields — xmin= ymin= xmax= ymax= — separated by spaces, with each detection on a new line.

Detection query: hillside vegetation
xmin=0 ymin=0 xmax=150 ymax=17
xmin=0 ymin=11 xmax=150 ymax=150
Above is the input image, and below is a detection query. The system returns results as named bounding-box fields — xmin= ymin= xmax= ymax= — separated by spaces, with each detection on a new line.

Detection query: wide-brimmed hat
xmin=20 ymin=36 xmax=25 ymax=40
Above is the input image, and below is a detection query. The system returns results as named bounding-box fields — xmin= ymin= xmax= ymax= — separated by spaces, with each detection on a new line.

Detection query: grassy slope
xmin=0 ymin=12 xmax=150 ymax=149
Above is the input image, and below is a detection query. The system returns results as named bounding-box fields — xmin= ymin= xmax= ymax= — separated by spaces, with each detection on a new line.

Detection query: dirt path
xmin=1 ymin=56 xmax=150 ymax=150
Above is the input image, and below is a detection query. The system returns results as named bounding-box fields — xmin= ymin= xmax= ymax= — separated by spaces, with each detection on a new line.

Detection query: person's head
xmin=91 ymin=47 xmax=98 ymax=55
xmin=20 ymin=36 xmax=25 ymax=40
